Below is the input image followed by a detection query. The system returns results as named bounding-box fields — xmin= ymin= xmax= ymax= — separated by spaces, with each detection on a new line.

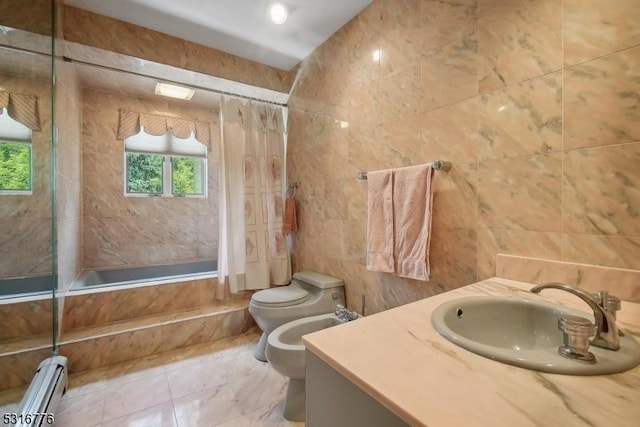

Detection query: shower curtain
xmin=217 ymin=96 xmax=291 ymax=297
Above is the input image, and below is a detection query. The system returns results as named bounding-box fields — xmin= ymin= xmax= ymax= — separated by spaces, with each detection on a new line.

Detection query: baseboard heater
xmin=12 ymin=356 xmax=67 ymax=427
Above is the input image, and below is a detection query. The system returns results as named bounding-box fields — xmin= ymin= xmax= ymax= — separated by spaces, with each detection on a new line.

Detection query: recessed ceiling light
xmin=155 ymin=82 xmax=195 ymax=100
xmin=268 ymin=2 xmax=288 ymax=25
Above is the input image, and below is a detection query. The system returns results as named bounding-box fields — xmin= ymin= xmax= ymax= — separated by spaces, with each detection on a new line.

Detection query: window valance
xmin=117 ymin=109 xmax=211 ymax=149
xmin=0 ymin=91 xmax=41 ymax=131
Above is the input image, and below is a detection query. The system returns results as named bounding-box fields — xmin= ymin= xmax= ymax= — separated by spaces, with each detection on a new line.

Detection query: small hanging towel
xmin=366 ymin=169 xmax=395 ymax=273
xmin=283 ymin=196 xmax=298 ymax=234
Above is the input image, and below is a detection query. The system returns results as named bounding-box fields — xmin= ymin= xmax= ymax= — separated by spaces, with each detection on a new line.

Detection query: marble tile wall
xmin=0 ymin=73 xmax=53 ymax=278
xmin=288 ymin=0 xmax=640 ymax=314
xmin=0 ymin=0 xmax=52 ymax=36
xmin=61 ymin=5 xmax=295 ymax=94
xmin=81 ymin=88 xmax=220 ymax=269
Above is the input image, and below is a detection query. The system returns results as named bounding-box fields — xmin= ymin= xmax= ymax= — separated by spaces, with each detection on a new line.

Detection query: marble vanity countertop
xmin=302 ymin=278 xmax=640 ymax=427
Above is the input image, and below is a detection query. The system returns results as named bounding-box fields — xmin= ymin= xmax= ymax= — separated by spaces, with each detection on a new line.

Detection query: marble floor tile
xmin=165 ymin=357 xmax=228 ymax=399
xmin=39 ymin=331 xmax=302 ymax=426
xmin=52 ymin=388 xmax=105 ymax=427
xmin=102 ymin=372 xmax=172 ymax=422
xmin=173 ymin=384 xmax=243 ymax=427
xmin=102 ymin=402 xmax=177 ymax=427
xmin=215 ymin=401 xmax=305 ymax=427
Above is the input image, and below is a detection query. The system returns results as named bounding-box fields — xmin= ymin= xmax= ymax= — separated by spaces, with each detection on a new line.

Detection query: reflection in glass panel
xmin=0 ymin=141 xmax=32 ymax=191
xmin=126 ymin=152 xmax=164 ymax=193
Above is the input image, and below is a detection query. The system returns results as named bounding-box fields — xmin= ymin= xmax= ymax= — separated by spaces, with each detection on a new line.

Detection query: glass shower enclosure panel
xmin=0 ymin=0 xmax=64 ymax=419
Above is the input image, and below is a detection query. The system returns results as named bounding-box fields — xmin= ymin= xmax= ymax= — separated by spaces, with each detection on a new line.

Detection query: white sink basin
xmin=431 ymin=296 xmax=640 ymax=375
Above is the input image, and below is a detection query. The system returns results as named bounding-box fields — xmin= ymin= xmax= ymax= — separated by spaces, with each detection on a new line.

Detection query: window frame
xmin=123 ymin=151 xmax=207 ymax=199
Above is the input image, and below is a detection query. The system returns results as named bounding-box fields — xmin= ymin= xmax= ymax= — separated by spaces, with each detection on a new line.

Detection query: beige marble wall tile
xmin=62 ymin=6 xmax=294 ymax=93
xmin=478 ymin=0 xmax=562 ymax=93
xmin=564 ymin=47 xmax=640 ymax=150
xmin=478 ymin=153 xmax=562 ymax=231
xmin=18 ymin=217 xmax=52 ymax=274
xmin=379 ymin=0 xmax=421 ymax=77
xmin=421 ymin=0 xmax=477 ymax=54
xmin=428 ymin=226 xmax=478 ymax=288
xmin=478 ymin=0 xmax=537 ymax=27
xmin=347 ymin=75 xmax=380 ymax=129
xmin=379 ymin=113 xmax=422 ymax=163
xmin=421 ymin=34 xmax=478 ymax=112
xmin=563 ymin=142 xmax=640 ymax=236
xmin=564 ymin=0 xmax=640 ymax=66
xmin=0 ymin=298 xmax=52 ymax=340
xmin=432 ymin=162 xmax=478 ymax=229
xmin=0 ymin=0 xmax=53 ymax=36
xmin=421 ymin=97 xmax=478 ymax=163
xmin=379 ymin=61 xmax=421 ymax=124
xmin=477 ymin=228 xmax=562 ymax=280
xmin=479 ymin=71 xmax=562 ymax=159
xmin=348 ymin=123 xmax=401 ymax=172
xmin=496 ymin=254 xmax=640 ymax=302
xmin=0 ymin=347 xmax=52 ymax=390
xmin=289 ymin=0 xmax=640 ymax=316
xmin=324 ymin=178 xmax=349 ymax=220
xmin=62 ymin=278 xmax=234 ymax=331
xmin=314 ymin=2 xmax=381 ymax=81
xmin=562 ymin=234 xmax=640 ymax=271
xmin=81 ymin=88 xmax=219 ymax=269
xmin=0 ymin=74 xmax=53 ymax=278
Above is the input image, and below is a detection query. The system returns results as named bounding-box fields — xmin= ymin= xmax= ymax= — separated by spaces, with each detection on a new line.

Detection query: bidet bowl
xmin=431 ymin=296 xmax=640 ymax=375
xmin=266 ymin=313 xmax=342 ymax=379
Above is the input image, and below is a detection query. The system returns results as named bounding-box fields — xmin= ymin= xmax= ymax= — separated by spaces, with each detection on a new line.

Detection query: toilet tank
xmin=293 ymin=271 xmax=344 ymax=289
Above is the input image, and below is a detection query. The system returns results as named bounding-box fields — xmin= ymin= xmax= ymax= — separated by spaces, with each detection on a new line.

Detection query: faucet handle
xmin=557 ymin=315 xmax=596 ymax=363
xmin=593 ymin=291 xmax=622 ymax=319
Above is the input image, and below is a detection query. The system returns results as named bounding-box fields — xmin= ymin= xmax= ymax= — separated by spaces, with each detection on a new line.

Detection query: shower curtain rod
xmin=356 ymin=160 xmax=452 ymax=180
xmin=0 ymin=43 xmax=288 ymax=107
xmin=64 ymin=56 xmax=289 ymax=107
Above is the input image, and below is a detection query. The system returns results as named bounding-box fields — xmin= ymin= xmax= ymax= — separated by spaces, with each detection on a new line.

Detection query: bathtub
xmin=0 ymin=274 xmax=54 ymax=299
xmin=72 ymin=260 xmax=218 ymax=290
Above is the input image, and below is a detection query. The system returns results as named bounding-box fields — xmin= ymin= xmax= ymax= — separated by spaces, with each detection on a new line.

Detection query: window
xmin=124 ymin=128 xmax=207 ymax=197
xmin=0 ymin=109 xmax=32 ymax=195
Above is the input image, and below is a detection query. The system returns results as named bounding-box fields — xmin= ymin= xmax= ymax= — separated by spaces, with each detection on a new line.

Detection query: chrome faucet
xmin=335 ymin=304 xmax=360 ymax=322
xmin=530 ymin=282 xmax=620 ymax=351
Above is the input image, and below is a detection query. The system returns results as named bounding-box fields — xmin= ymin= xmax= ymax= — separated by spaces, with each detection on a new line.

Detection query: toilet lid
xmin=252 ymin=286 xmax=310 ymax=306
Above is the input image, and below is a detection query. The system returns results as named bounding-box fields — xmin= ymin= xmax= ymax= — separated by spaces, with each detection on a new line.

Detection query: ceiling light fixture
xmin=268 ymin=2 xmax=288 ymax=25
xmin=154 ymin=82 xmax=195 ymax=100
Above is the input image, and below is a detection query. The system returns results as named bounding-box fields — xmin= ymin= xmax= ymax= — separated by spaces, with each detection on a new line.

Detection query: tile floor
xmin=0 ymin=330 xmax=304 ymax=427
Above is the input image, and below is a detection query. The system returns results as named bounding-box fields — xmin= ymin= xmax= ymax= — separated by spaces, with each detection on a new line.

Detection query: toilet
xmin=266 ymin=313 xmax=343 ymax=421
xmin=248 ymin=271 xmax=345 ymax=361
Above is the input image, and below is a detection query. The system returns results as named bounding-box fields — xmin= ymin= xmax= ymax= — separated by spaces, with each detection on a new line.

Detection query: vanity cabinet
xmin=305 ymin=350 xmax=408 ymax=427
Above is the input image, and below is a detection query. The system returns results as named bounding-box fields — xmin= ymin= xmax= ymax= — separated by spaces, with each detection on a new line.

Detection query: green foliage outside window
xmin=172 ymin=156 xmax=201 ymax=195
xmin=126 ymin=153 xmax=163 ymax=193
xmin=0 ymin=142 xmax=31 ymax=191
xmin=126 ymin=153 xmax=205 ymax=196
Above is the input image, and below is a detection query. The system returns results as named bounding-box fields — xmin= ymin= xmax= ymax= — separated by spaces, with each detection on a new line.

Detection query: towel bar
xmin=357 ymin=160 xmax=451 ymax=180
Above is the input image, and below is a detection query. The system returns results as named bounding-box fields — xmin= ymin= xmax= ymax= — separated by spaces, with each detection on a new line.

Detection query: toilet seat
xmin=252 ymin=286 xmax=311 ymax=307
